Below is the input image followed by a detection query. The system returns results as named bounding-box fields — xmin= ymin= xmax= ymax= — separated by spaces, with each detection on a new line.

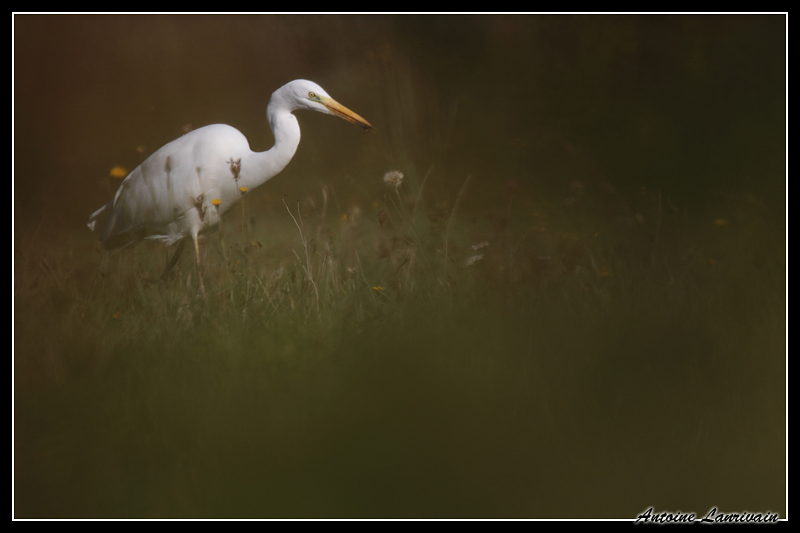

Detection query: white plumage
xmin=89 ymin=79 xmax=373 ymax=248
xmin=87 ymin=79 xmax=373 ymax=294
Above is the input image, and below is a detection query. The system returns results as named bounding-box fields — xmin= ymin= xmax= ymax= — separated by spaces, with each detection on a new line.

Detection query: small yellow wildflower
xmin=341 ymin=213 xmax=348 ymax=222
xmin=371 ymin=286 xmax=385 ymax=292
xmin=109 ymin=166 xmax=128 ymax=179
xmin=113 ymin=310 xmax=122 ymax=319
xmin=239 ymin=186 xmax=248 ymax=195
xmin=212 ymin=198 xmax=221 ymax=207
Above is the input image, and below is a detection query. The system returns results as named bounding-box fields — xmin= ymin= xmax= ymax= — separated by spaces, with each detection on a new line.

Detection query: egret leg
xmin=160 ymin=239 xmax=186 ymax=281
xmin=192 ymin=233 xmax=207 ymax=300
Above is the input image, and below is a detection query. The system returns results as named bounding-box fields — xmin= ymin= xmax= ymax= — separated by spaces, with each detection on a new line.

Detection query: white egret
xmin=87 ymin=79 xmax=374 ymax=296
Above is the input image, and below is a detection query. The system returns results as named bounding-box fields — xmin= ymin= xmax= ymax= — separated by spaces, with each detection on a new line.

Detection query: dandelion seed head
xmin=345 ymin=205 xmax=362 ymax=224
xmin=383 ymin=170 xmax=404 ymax=189
xmin=465 ymin=254 xmax=484 ymax=267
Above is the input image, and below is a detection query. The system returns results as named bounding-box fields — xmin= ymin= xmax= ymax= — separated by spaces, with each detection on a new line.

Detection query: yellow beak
xmin=319 ymin=95 xmax=375 ymax=132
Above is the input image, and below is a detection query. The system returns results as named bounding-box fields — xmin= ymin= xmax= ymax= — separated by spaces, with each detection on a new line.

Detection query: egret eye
xmin=308 ymin=91 xmax=316 ymax=98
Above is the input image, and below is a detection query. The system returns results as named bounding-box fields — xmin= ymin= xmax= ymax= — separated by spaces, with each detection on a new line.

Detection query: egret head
xmin=272 ymin=79 xmax=374 ymax=132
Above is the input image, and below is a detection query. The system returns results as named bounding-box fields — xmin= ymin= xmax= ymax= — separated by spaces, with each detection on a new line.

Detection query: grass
xmin=13 ymin=170 xmax=785 ymax=518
